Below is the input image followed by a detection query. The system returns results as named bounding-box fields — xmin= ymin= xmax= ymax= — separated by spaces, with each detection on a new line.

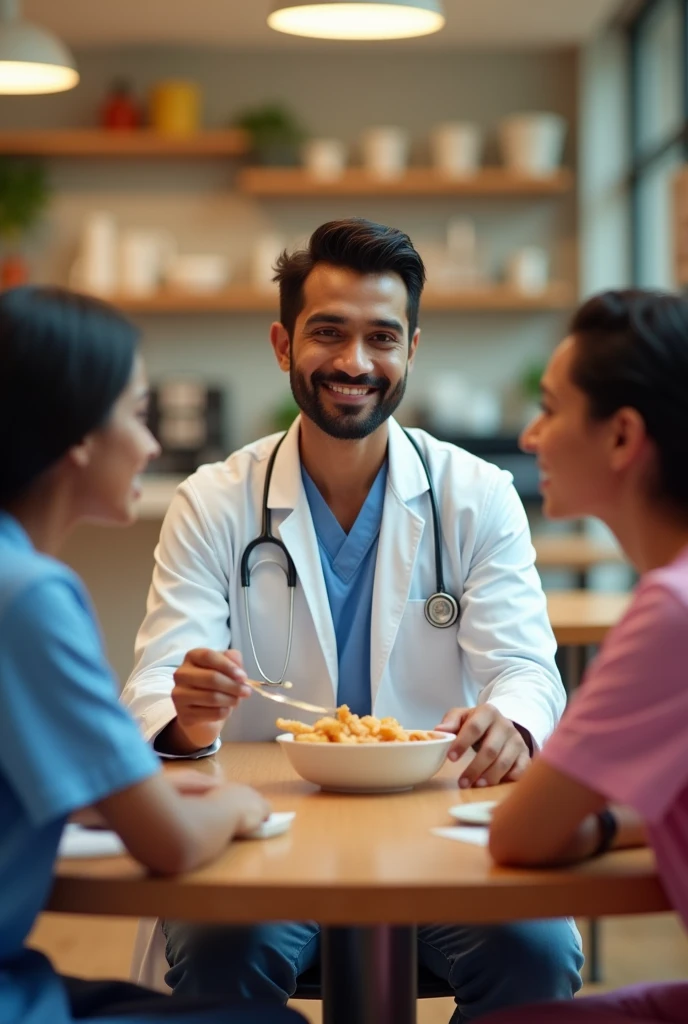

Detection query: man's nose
xmin=333 ymin=337 xmax=375 ymax=377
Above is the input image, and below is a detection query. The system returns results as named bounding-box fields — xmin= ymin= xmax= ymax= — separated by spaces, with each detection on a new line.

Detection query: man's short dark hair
xmin=273 ymin=218 xmax=426 ymax=342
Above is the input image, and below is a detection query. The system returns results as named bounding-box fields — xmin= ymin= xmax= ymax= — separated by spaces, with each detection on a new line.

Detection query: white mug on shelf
xmin=507 ymin=247 xmax=550 ymax=294
xmin=499 ymin=113 xmax=567 ymax=176
xmin=166 ymin=253 xmax=229 ymax=293
xmin=302 ymin=138 xmax=347 ymax=180
xmin=120 ymin=229 xmax=176 ymax=296
xmin=360 ymin=126 xmax=409 ymax=179
xmin=251 ymin=234 xmax=285 ymax=292
xmin=72 ymin=211 xmax=119 ymax=296
xmin=430 ymin=122 xmax=482 ymax=177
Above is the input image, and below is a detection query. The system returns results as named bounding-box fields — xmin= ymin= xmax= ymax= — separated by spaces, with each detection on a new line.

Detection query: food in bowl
xmin=275 ymin=705 xmax=453 ymax=793
xmin=276 ymin=704 xmax=436 ymax=744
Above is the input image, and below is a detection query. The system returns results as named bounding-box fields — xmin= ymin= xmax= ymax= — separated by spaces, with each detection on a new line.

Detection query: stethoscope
xmin=240 ymin=430 xmax=459 ymax=687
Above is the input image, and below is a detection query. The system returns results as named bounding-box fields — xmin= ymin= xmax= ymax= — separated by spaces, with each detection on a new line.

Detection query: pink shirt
xmin=542 ymin=544 xmax=688 ymax=930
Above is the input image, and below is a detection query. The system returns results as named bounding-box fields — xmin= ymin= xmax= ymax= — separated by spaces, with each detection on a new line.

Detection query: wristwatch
xmin=592 ymin=808 xmax=618 ymax=856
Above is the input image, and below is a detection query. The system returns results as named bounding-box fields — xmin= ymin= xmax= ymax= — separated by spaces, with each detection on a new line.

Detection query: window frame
xmin=627 ymin=0 xmax=688 ymax=284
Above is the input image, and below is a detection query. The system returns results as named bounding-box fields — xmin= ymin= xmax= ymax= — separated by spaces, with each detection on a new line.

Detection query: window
xmin=628 ymin=0 xmax=688 ymax=288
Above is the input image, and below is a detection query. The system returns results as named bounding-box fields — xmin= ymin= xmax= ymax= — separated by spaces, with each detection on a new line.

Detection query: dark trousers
xmin=63 ymin=974 xmax=305 ymax=1022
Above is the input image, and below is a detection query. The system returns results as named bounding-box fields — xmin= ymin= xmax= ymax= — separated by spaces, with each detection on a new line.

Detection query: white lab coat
xmin=122 ymin=417 xmax=564 ymax=749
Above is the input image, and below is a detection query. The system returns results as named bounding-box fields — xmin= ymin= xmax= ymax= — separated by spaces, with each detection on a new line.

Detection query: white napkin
xmin=431 ymin=826 xmax=490 ymax=847
xmin=241 ymin=811 xmax=295 ymax=840
xmin=59 ymin=824 xmax=126 ymax=859
xmin=59 ymin=811 xmax=296 ymax=861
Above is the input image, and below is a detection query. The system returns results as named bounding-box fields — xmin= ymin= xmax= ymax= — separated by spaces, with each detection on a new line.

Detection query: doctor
xmin=123 ymin=219 xmax=582 ymax=1021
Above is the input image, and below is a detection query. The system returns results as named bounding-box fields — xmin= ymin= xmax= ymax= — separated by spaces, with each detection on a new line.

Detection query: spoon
xmin=245 ymin=678 xmax=335 ymax=717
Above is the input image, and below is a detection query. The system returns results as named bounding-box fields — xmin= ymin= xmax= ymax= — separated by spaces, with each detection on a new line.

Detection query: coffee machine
xmin=147 ymin=379 xmax=226 ymax=475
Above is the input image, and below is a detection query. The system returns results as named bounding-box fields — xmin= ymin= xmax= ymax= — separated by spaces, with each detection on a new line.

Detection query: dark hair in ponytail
xmin=0 ymin=286 xmax=139 ymax=505
xmin=570 ymin=289 xmax=688 ymax=510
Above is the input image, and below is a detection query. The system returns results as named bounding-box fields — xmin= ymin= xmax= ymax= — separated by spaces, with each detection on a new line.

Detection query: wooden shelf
xmin=0 ymin=129 xmax=249 ymax=157
xmin=115 ymin=287 xmax=280 ymax=313
xmin=113 ymin=284 xmax=574 ymax=314
xmin=423 ymin=285 xmax=574 ymax=311
xmin=237 ymin=166 xmax=574 ymax=198
xmin=138 ymin=476 xmax=184 ymax=518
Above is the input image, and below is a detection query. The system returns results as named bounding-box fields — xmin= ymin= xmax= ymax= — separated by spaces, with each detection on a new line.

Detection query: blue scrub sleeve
xmin=0 ymin=576 xmax=160 ymax=828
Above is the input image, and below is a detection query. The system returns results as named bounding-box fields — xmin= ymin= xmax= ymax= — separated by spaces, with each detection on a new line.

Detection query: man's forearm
xmin=155 ymin=718 xmax=223 ymax=757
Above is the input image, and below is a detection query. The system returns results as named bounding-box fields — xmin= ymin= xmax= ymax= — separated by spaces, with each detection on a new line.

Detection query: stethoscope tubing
xmin=240 ymin=428 xmax=459 ymax=686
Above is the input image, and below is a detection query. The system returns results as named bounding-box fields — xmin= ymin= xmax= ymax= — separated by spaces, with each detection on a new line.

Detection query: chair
xmin=131 ymin=919 xmax=453 ymax=1000
xmin=131 ymin=919 xmax=169 ymax=992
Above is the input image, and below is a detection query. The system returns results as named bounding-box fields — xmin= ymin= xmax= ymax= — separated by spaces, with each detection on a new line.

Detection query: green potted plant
xmin=235 ymin=103 xmax=305 ymax=166
xmin=519 ymin=357 xmax=547 ymax=424
xmin=271 ymin=392 xmax=300 ymax=433
xmin=0 ymin=159 xmax=49 ymax=288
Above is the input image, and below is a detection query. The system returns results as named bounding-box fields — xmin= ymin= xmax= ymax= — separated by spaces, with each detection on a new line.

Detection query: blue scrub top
xmin=0 ymin=512 xmax=160 ymax=1023
xmin=301 ymin=462 xmax=388 ymax=716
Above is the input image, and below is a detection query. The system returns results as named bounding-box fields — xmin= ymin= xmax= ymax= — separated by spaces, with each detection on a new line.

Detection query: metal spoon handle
xmin=245 ymin=679 xmax=334 ymax=717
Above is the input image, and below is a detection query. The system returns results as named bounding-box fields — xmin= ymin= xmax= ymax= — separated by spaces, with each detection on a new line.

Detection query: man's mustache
xmin=312 ymin=372 xmax=388 ymax=389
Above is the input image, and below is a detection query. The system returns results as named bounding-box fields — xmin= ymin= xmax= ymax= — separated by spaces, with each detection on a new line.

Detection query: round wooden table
xmin=51 ymin=744 xmax=665 ymax=1024
xmin=546 ymin=590 xmax=631 ymax=647
xmin=534 ymin=535 xmax=624 ymax=572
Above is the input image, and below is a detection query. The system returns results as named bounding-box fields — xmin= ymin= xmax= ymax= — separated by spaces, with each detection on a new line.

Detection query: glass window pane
xmin=636 ymin=144 xmax=683 ymax=288
xmin=637 ymin=0 xmax=683 ymax=154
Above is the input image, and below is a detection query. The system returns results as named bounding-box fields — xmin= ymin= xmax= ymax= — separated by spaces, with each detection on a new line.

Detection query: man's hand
xmin=172 ymin=648 xmax=252 ymax=730
xmin=435 ymin=705 xmax=531 ymax=789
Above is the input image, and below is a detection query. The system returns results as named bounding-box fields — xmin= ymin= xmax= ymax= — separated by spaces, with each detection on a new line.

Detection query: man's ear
xmin=408 ymin=327 xmax=420 ymax=370
xmin=270 ymin=322 xmax=291 ymax=373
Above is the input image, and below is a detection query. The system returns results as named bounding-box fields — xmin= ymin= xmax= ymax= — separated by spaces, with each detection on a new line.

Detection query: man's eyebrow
xmin=368 ymin=318 xmax=405 ymax=333
xmin=303 ymin=313 xmax=404 ymax=333
xmin=303 ymin=313 xmax=348 ymax=328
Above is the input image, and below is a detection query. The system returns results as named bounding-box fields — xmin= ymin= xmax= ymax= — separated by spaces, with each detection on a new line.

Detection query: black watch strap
xmin=593 ymin=809 xmax=618 ymax=856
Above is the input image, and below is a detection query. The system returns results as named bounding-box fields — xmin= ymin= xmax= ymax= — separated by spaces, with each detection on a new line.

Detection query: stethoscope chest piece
xmin=424 ymin=591 xmax=459 ymax=629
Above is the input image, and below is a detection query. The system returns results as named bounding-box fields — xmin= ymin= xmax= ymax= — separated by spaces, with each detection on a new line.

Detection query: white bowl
xmin=276 ymin=731 xmax=454 ymax=793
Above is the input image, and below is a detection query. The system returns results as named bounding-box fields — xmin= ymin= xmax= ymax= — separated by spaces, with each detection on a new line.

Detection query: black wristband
xmin=592 ymin=809 xmax=618 ymax=856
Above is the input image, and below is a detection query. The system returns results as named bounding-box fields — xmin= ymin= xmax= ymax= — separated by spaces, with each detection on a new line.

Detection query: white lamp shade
xmin=0 ymin=19 xmax=79 ymax=94
xmin=268 ymin=0 xmax=445 ymax=40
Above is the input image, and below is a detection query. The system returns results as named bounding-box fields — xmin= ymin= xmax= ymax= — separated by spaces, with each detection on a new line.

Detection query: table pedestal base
xmin=321 ymin=925 xmax=418 ymax=1024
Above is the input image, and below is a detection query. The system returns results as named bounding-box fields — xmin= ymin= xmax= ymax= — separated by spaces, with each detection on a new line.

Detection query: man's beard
xmin=290 ymin=365 xmax=408 ymax=440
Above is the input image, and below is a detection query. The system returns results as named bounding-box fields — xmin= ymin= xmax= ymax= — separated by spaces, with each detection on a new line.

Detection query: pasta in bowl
xmin=276 ymin=705 xmax=453 ymax=793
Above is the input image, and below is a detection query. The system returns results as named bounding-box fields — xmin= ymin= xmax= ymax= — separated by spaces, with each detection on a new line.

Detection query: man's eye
xmin=371 ymin=333 xmax=396 ymax=344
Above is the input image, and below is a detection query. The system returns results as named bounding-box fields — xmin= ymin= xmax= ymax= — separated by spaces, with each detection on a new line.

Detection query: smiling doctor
xmin=122 ymin=219 xmax=582 ymax=1021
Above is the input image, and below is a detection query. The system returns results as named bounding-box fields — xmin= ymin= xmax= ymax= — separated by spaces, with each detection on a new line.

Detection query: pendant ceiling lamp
xmin=0 ymin=0 xmax=79 ymax=94
xmin=268 ymin=0 xmax=445 ymax=41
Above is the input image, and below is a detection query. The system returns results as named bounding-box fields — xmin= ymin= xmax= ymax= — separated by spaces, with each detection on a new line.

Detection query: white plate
xmin=242 ymin=811 xmax=295 ymax=840
xmin=58 ymin=824 xmax=126 ymax=859
xmin=448 ymin=801 xmax=498 ymax=826
xmin=277 ymin=731 xmax=454 ymax=793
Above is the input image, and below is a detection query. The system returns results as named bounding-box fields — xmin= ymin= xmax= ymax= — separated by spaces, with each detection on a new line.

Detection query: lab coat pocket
xmin=383 ymin=600 xmax=461 ymax=727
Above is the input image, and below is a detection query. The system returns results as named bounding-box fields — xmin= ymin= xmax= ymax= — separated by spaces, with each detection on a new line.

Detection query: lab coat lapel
xmin=370 ymin=420 xmax=428 ymax=704
xmin=268 ymin=418 xmax=338 ymax=699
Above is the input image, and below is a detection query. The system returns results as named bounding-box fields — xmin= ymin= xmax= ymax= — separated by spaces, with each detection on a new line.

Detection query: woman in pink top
xmin=482 ymin=289 xmax=688 ymax=1023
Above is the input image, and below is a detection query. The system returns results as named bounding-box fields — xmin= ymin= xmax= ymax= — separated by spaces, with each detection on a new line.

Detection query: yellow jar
xmin=149 ymin=80 xmax=201 ymax=136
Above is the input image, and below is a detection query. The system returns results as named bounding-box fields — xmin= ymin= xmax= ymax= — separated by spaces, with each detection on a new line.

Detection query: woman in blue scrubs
xmin=0 ymin=286 xmax=304 ymax=1024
